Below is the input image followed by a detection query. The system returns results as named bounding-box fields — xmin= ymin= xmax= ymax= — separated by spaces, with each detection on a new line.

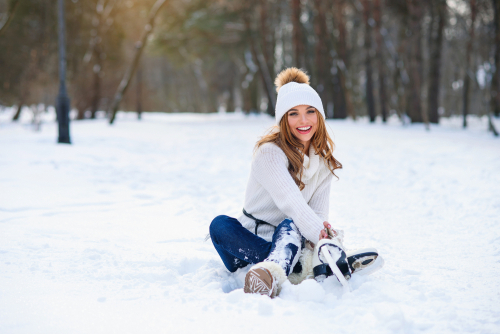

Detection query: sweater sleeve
xmin=251 ymin=145 xmax=324 ymax=243
xmin=308 ymin=171 xmax=333 ymax=222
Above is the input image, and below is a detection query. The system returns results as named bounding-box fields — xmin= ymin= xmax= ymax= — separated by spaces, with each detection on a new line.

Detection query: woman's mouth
xmin=296 ymin=126 xmax=312 ymax=135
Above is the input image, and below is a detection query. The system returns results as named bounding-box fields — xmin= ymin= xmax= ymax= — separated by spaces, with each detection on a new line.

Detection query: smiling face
xmin=286 ymin=105 xmax=318 ymax=149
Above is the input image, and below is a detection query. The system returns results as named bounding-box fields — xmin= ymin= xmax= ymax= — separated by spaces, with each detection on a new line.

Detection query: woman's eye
xmin=289 ymin=112 xmax=298 ymax=116
xmin=307 ymin=109 xmax=315 ymax=113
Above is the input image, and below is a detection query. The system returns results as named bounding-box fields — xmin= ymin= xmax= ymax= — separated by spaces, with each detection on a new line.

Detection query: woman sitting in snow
xmin=209 ymin=67 xmax=381 ymax=297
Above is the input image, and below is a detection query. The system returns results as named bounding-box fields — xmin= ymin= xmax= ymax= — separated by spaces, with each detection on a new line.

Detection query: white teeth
xmin=298 ymin=126 xmax=311 ymax=131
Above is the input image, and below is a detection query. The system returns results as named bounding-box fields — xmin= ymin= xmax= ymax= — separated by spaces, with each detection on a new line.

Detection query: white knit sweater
xmin=238 ymin=142 xmax=333 ymax=244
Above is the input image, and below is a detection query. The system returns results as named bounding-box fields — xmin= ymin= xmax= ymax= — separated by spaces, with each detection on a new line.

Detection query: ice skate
xmin=312 ymin=243 xmax=384 ymax=286
xmin=312 ymin=237 xmax=351 ymax=291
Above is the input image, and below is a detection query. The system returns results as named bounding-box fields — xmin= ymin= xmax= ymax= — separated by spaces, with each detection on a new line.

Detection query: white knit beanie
xmin=275 ymin=82 xmax=325 ymax=125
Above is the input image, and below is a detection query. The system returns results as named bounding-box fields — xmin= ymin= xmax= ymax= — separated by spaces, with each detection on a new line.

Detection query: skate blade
xmin=354 ymin=255 xmax=384 ymax=276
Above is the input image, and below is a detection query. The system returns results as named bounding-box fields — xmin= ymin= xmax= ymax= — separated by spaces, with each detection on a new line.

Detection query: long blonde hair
xmin=255 ymin=110 xmax=342 ymax=190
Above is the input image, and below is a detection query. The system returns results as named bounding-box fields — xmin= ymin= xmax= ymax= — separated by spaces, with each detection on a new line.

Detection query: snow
xmin=1 ymin=109 xmax=500 ymax=334
xmin=265 ymin=220 xmax=301 ymax=273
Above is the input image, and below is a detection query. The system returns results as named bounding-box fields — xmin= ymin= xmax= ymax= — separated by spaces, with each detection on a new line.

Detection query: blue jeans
xmin=209 ymin=215 xmax=304 ymax=275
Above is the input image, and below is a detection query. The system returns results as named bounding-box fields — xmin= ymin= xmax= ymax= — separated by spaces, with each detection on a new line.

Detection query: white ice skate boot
xmin=313 ymin=237 xmax=383 ymax=290
xmin=312 ymin=236 xmax=352 ymax=291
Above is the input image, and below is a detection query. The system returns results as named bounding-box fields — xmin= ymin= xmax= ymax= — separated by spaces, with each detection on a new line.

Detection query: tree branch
xmin=0 ymin=0 xmax=21 ymax=35
xmin=108 ymin=0 xmax=168 ymax=124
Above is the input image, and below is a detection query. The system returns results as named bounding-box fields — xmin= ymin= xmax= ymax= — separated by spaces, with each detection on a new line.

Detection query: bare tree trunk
xmin=89 ymin=5 xmax=102 ymax=119
xmin=244 ymin=13 xmax=276 ymax=115
xmin=292 ymin=0 xmax=306 ymax=69
xmin=313 ymin=0 xmax=336 ymax=118
xmin=392 ymin=26 xmax=410 ymax=123
xmin=462 ymin=0 xmax=477 ymax=128
xmin=74 ymin=88 xmax=90 ymax=120
xmin=12 ymin=78 xmax=30 ymax=121
xmin=109 ymin=0 xmax=167 ymax=124
xmin=488 ymin=116 xmax=499 ymax=135
xmin=227 ymin=82 xmax=235 ymax=112
xmin=12 ymin=103 xmax=23 ymax=121
xmin=406 ymin=0 xmax=427 ymax=126
xmin=90 ymin=57 xmax=101 ymax=119
xmin=32 ymin=104 xmax=42 ymax=131
xmin=332 ymin=0 xmax=355 ymax=120
xmin=259 ymin=0 xmax=275 ymax=115
xmin=492 ymin=0 xmax=500 ymax=117
xmin=331 ymin=73 xmax=346 ymax=119
xmin=137 ymin=64 xmax=142 ymax=120
xmin=334 ymin=0 xmax=349 ymax=71
xmin=80 ymin=0 xmax=117 ymax=120
xmin=190 ymin=59 xmax=210 ymax=113
xmin=328 ymin=0 xmax=347 ymax=120
xmin=487 ymin=107 xmax=499 ymax=136
xmin=407 ymin=0 xmax=423 ymax=123
xmin=373 ymin=0 xmax=388 ymax=123
xmin=362 ymin=0 xmax=376 ymax=122
xmin=259 ymin=0 xmax=272 ymax=76
xmin=313 ymin=0 xmax=327 ymax=95
xmin=0 ymin=0 xmax=20 ymax=35
xmin=75 ymin=108 xmax=85 ymax=120
xmin=427 ymin=0 xmax=446 ymax=124
xmin=243 ymin=74 xmax=259 ymax=113
xmin=337 ymin=65 xmax=355 ymax=119
xmin=231 ymin=56 xmax=244 ymax=112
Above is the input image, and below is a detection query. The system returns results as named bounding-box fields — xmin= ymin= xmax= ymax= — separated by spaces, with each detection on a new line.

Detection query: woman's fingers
xmin=320 ymin=222 xmax=333 ymax=240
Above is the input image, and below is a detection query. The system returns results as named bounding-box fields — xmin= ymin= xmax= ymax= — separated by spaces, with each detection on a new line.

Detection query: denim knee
xmin=274 ymin=218 xmax=305 ymax=249
xmin=209 ymin=215 xmax=228 ymax=243
xmin=276 ymin=218 xmax=295 ymax=230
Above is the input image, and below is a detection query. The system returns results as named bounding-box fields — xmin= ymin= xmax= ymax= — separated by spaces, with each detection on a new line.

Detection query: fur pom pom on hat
xmin=274 ymin=67 xmax=325 ymax=125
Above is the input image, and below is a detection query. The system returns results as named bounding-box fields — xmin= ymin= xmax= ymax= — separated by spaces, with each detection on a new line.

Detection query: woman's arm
xmin=308 ymin=171 xmax=333 ymax=222
xmin=252 ymin=146 xmax=324 ymax=243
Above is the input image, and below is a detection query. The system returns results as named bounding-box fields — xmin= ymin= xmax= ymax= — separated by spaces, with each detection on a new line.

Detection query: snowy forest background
xmin=1 ymin=0 xmax=499 ymax=131
xmin=1 ymin=1 xmax=500 ymax=333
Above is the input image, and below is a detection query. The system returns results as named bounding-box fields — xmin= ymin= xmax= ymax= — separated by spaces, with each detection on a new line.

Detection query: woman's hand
xmin=319 ymin=221 xmax=331 ymax=241
xmin=307 ymin=222 xmax=333 ymax=249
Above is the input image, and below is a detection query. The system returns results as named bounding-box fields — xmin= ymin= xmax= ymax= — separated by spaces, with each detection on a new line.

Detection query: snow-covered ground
xmin=1 ymin=110 xmax=499 ymax=334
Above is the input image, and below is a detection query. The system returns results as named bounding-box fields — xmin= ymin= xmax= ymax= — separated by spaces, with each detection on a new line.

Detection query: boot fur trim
xmin=288 ymin=247 xmax=314 ymax=285
xmin=250 ymin=261 xmax=287 ymax=297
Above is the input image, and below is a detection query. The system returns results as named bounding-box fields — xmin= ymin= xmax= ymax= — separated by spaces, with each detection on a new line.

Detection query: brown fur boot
xmin=243 ymin=261 xmax=287 ymax=298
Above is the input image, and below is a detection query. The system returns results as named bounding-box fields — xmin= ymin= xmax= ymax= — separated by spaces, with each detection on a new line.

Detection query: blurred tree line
xmin=0 ymin=0 xmax=499 ymax=127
